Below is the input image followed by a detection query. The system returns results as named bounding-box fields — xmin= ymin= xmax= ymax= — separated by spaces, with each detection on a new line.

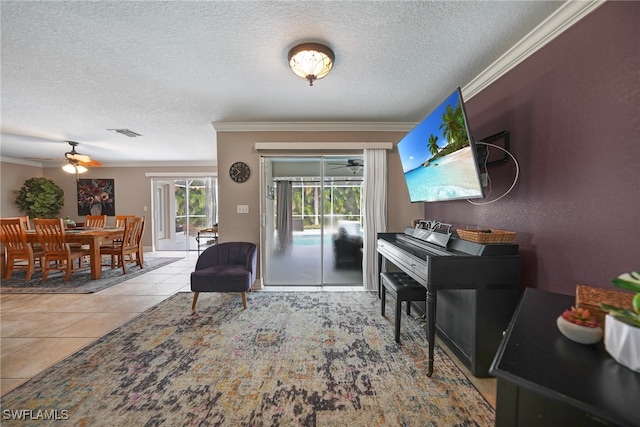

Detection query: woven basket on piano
xmin=456 ymin=229 xmax=516 ymax=244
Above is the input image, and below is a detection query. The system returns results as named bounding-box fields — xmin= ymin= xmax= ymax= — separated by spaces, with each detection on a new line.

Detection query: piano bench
xmin=380 ymin=272 xmax=427 ymax=343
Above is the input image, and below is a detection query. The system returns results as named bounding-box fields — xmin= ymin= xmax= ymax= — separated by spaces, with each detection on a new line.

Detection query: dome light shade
xmin=347 ymin=165 xmax=362 ymax=174
xmin=288 ymin=43 xmax=335 ymax=86
xmin=63 ymin=163 xmax=88 ymax=174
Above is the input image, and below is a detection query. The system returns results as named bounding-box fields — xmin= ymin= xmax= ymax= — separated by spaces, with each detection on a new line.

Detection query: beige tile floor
xmin=0 ymin=250 xmax=495 ymax=408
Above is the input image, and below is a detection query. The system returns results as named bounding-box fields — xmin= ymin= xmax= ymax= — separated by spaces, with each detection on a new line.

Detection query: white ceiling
xmin=1 ymin=0 xmax=566 ymax=167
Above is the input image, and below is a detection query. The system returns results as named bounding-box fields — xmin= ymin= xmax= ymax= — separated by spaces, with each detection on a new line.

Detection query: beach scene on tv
xmin=398 ymin=89 xmax=484 ymax=202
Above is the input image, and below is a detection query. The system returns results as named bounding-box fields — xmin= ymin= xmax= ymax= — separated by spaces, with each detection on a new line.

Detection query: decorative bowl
xmin=557 ymin=315 xmax=603 ymax=344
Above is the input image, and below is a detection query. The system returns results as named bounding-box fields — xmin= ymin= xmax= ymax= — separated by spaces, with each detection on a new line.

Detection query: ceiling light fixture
xmin=288 ymin=43 xmax=335 ymax=86
xmin=62 ymin=162 xmax=88 ymax=174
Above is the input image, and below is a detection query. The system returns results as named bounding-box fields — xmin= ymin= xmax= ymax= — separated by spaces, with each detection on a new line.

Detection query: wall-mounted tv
xmin=397 ymin=87 xmax=485 ymax=203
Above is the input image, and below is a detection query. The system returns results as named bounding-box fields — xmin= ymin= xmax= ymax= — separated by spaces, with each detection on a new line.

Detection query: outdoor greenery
xmin=292 ymin=183 xmax=362 ymax=228
xmin=174 ymin=180 xmax=209 ymax=231
xmin=601 ymin=271 xmax=640 ymax=327
xmin=15 ymin=177 xmax=65 ymax=218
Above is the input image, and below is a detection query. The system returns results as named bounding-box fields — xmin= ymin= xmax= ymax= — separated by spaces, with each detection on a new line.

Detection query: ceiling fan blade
xmin=78 ymin=159 xmax=102 ymax=167
xmin=66 ymin=152 xmax=92 ymax=163
xmin=64 ymin=141 xmax=102 ymax=167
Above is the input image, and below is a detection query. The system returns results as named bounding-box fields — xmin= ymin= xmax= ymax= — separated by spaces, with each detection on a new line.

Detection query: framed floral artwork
xmin=77 ymin=179 xmax=115 ymax=216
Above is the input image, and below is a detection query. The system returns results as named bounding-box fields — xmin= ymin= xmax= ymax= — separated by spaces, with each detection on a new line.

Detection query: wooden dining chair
xmin=123 ymin=215 xmax=145 ymax=269
xmin=114 ymin=215 xmax=134 ymax=228
xmin=69 ymin=215 xmax=107 ymax=252
xmin=19 ymin=214 xmax=46 ymax=251
xmin=100 ymin=214 xmax=132 ymax=253
xmin=85 ymin=215 xmax=107 ymax=228
xmin=100 ymin=216 xmax=144 ymax=273
xmin=135 ymin=216 xmax=145 ymax=267
xmin=0 ymin=217 xmax=43 ymax=280
xmin=34 ymin=218 xmax=90 ymax=281
xmin=19 ymin=216 xmax=32 ymax=230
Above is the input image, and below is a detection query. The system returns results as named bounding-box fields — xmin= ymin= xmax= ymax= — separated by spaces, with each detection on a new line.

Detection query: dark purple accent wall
xmin=424 ymin=2 xmax=639 ymax=295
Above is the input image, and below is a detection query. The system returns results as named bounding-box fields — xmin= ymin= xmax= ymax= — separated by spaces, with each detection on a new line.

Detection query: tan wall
xmin=1 ymin=162 xmax=216 ymax=247
xmin=2 ymin=129 xmax=420 ymax=250
xmin=0 ymin=162 xmax=44 ymax=217
xmin=216 ymin=130 xmax=423 ymax=247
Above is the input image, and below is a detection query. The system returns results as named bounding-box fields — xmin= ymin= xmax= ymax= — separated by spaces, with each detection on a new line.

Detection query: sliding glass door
xmin=261 ymin=156 xmax=363 ymax=286
xmin=322 ymin=176 xmax=363 ymax=285
xmin=152 ymin=177 xmax=217 ymax=251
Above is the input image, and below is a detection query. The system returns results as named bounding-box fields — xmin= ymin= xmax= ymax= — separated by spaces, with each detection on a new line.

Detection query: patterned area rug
xmin=0 ymin=291 xmax=494 ymax=426
xmin=0 ymin=257 xmax=183 ymax=294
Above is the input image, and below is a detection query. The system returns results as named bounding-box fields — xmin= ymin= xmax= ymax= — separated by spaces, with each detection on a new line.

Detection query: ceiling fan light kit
xmin=62 ymin=163 xmax=88 ymax=174
xmin=288 ymin=43 xmax=335 ymax=86
xmin=347 ymin=165 xmax=362 ymax=174
xmin=61 ymin=141 xmax=101 ymax=174
xmin=329 ymin=158 xmax=364 ymax=174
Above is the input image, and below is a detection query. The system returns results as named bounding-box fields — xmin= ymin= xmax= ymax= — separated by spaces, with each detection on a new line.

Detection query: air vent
xmin=107 ymin=129 xmax=142 ymax=138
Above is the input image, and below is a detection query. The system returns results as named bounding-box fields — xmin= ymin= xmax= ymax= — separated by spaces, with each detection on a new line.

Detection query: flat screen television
xmin=397 ymin=87 xmax=485 ymax=203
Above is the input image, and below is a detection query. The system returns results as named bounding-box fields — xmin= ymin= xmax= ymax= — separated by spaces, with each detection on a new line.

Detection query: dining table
xmin=26 ymin=227 xmax=124 ymax=280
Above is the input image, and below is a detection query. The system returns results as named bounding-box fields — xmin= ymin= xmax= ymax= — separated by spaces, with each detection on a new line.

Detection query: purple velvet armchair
xmin=190 ymin=242 xmax=257 ymax=312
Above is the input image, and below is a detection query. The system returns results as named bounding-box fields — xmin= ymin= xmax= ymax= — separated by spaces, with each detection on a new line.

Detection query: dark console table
xmin=490 ymin=288 xmax=640 ymax=427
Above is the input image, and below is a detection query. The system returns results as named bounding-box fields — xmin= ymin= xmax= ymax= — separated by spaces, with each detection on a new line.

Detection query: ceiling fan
xmin=7 ymin=132 xmax=104 ymax=169
xmin=62 ymin=141 xmax=102 ymax=174
xmin=329 ymin=159 xmax=364 ymax=174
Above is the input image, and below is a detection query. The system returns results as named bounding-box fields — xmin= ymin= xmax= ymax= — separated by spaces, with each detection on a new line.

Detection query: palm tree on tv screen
xmin=428 ymin=134 xmax=440 ymax=157
xmin=439 ymin=102 xmax=468 ymax=150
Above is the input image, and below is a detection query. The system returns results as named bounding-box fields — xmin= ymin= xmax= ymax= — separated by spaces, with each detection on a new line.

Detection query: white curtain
xmin=362 ymin=149 xmax=387 ymax=291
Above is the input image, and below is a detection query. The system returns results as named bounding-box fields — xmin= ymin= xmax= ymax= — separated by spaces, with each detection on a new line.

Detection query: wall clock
xmin=229 ymin=161 xmax=250 ymax=183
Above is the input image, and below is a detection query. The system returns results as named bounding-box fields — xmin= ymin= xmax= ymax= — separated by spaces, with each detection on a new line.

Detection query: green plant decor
xmin=600 ymin=271 xmax=640 ymax=327
xmin=561 ymin=306 xmax=599 ymax=328
xmin=15 ymin=177 xmax=65 ymax=218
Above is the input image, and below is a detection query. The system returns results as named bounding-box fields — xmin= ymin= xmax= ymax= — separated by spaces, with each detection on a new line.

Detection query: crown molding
xmin=145 ymin=172 xmax=217 ymax=177
xmin=0 ymin=156 xmax=216 ymax=168
xmin=0 ymin=156 xmax=43 ymax=167
xmin=212 ymin=122 xmax=416 ymax=133
xmin=462 ymin=0 xmax=605 ymax=100
xmin=94 ymin=161 xmax=217 ymax=168
xmin=255 ymin=142 xmax=393 ymax=151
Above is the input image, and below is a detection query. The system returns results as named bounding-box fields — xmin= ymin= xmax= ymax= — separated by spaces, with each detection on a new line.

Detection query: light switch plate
xmin=237 ymin=205 xmax=249 ymax=214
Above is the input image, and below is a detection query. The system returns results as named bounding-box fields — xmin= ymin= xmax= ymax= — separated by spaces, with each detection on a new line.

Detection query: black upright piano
xmin=377 ymin=227 xmax=521 ymax=377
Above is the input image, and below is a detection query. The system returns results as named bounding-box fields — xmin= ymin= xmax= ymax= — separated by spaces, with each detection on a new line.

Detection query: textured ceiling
xmin=0 ymin=1 xmax=564 ymax=167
